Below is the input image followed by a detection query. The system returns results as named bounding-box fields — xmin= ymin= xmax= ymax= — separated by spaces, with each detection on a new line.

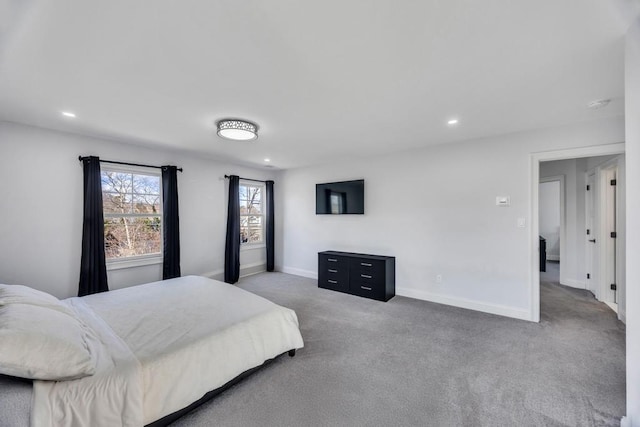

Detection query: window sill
xmin=107 ymin=256 xmax=163 ymax=271
xmin=241 ymin=244 xmax=266 ymax=252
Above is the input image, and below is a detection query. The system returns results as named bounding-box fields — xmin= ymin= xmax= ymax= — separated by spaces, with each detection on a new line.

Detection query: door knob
xmin=589 ymin=239 xmax=596 ymax=243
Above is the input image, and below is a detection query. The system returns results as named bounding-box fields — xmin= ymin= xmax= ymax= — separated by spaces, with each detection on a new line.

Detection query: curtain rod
xmin=224 ymin=175 xmax=271 ymax=184
xmin=78 ymin=156 xmax=183 ymax=172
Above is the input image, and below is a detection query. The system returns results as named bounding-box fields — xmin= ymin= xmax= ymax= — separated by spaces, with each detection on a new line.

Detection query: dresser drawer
xmin=318 ymin=254 xmax=349 ymax=292
xmin=319 ymin=276 xmax=349 ymax=292
xmin=319 ymin=256 xmax=349 ymax=280
xmin=349 ymin=279 xmax=385 ymax=300
xmin=350 ymin=259 xmax=385 ymax=282
xmin=319 ymin=254 xmax=348 ymax=271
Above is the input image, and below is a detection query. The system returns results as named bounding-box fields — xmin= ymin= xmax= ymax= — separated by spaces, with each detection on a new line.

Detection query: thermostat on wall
xmin=496 ymin=196 xmax=510 ymax=207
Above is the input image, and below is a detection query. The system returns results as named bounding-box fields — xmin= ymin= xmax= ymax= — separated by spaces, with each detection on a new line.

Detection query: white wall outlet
xmin=496 ymin=196 xmax=510 ymax=207
xmin=517 ymin=217 xmax=526 ymax=228
xmin=436 ymin=274 xmax=443 ymax=284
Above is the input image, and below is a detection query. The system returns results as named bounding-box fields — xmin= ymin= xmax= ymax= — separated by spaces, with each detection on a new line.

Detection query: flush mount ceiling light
xmin=447 ymin=118 xmax=459 ymax=125
xmin=217 ymin=119 xmax=258 ymax=141
xmin=61 ymin=111 xmax=76 ymax=118
xmin=587 ymin=99 xmax=610 ymax=109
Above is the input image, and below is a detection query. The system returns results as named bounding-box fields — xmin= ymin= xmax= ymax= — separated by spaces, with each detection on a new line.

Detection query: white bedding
xmin=31 ymin=275 xmax=304 ymax=426
xmin=32 ymin=299 xmax=143 ymax=427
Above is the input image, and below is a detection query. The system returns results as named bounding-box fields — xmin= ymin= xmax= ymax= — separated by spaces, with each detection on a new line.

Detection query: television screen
xmin=316 ymin=179 xmax=364 ymax=214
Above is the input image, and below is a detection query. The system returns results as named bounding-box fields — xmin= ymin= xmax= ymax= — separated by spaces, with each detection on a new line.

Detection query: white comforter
xmin=32 ymin=276 xmax=304 ymax=426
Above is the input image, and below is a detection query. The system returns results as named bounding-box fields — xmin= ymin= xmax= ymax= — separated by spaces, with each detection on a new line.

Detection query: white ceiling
xmin=0 ymin=1 xmax=637 ymax=169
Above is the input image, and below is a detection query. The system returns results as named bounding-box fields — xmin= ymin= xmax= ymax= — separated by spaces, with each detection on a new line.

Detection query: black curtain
xmin=265 ymin=180 xmax=275 ymax=272
xmin=224 ymin=175 xmax=240 ymax=284
xmin=78 ymin=156 xmax=108 ymax=297
xmin=162 ymin=166 xmax=181 ymax=280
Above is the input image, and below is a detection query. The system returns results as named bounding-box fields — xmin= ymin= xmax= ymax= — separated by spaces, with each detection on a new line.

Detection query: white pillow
xmin=0 ymin=284 xmax=71 ymax=315
xmin=0 ymin=303 xmax=96 ymax=380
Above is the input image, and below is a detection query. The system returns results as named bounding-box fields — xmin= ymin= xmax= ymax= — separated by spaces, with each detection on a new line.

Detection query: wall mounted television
xmin=316 ymin=179 xmax=364 ymax=214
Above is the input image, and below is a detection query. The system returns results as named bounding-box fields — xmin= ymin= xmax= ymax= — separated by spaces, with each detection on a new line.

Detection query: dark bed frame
xmin=146 ymin=349 xmax=296 ymax=427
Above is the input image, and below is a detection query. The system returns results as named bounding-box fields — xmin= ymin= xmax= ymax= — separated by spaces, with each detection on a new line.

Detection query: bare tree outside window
xmin=239 ymin=183 xmax=264 ymax=244
xmin=101 ymin=170 xmax=162 ymax=259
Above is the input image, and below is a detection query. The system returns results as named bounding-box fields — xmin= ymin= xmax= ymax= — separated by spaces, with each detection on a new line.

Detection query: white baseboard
xmin=546 ymin=254 xmax=560 ymax=261
xmin=560 ymin=279 xmax=586 ymax=289
xmin=202 ymin=262 xmax=266 ymax=282
xmin=619 ymin=309 xmax=626 ymax=324
xmin=240 ymin=262 xmax=267 ymax=278
xmin=280 ymin=267 xmax=530 ymax=321
xmin=281 ymin=266 xmax=317 ymax=280
xmin=620 ymin=416 xmax=630 ymax=427
xmin=396 ymin=287 xmax=531 ymax=321
xmin=202 ymin=269 xmax=223 ymax=280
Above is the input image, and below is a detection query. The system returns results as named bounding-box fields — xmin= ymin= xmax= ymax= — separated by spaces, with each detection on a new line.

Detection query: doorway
xmin=538 ymin=155 xmax=623 ymax=311
xmin=539 ymin=176 xmax=563 ymax=284
xmin=530 ymin=143 xmax=625 ymax=323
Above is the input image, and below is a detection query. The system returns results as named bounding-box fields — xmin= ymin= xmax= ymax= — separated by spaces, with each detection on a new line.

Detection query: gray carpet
xmin=172 ymin=268 xmax=626 ymax=427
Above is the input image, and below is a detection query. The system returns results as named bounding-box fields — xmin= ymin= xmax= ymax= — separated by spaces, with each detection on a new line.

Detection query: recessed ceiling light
xmin=587 ymin=99 xmax=610 ymax=109
xmin=447 ymin=119 xmax=459 ymax=125
xmin=264 ymin=158 xmax=271 ymax=162
xmin=217 ymin=119 xmax=258 ymax=141
xmin=61 ymin=111 xmax=76 ymax=118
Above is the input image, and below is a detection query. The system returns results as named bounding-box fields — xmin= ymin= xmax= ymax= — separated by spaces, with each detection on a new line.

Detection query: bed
xmin=0 ymin=275 xmax=304 ymax=426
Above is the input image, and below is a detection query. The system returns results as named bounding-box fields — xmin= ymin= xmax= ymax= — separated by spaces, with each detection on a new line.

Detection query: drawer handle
xmin=361 ymin=274 xmax=372 ymax=279
xmin=328 ymin=279 xmax=337 ymax=284
xmin=328 ymin=258 xmax=338 ymax=262
xmin=360 ymin=286 xmax=372 ymax=291
xmin=328 ymin=269 xmax=338 ymax=273
xmin=361 ymin=262 xmax=372 ymax=267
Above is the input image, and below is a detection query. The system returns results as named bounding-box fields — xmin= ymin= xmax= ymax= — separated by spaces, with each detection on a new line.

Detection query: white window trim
xmin=101 ymin=164 xmax=164 ymax=267
xmin=106 ymin=254 xmax=163 ymax=270
xmin=239 ymin=180 xmax=266 ymax=247
xmin=241 ymin=243 xmax=266 ymax=251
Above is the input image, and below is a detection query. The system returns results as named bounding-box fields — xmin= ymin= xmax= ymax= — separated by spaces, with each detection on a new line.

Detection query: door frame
xmin=600 ymin=165 xmax=618 ymax=307
xmin=530 ymin=142 xmax=625 ymax=322
xmin=595 ymin=157 xmax=624 ymax=314
xmin=538 ymin=175 xmax=565 ymax=280
xmin=585 ymin=171 xmax=597 ymax=297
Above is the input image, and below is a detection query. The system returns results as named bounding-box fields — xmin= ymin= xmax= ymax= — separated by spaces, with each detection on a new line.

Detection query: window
xmin=330 ymin=191 xmax=347 ymax=214
xmin=100 ymin=167 xmax=162 ymax=263
xmin=239 ymin=182 xmax=264 ymax=245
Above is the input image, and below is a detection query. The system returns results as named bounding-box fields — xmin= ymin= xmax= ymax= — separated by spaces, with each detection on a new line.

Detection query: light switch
xmin=517 ymin=217 xmax=526 ymax=228
xmin=496 ymin=196 xmax=510 ymax=207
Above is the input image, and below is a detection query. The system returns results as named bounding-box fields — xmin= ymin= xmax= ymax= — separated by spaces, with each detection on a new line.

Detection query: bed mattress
xmin=1 ymin=275 xmax=304 ymax=426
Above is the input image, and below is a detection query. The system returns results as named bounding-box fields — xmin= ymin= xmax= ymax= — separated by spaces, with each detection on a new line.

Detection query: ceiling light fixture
xmin=264 ymin=158 xmax=271 ymax=162
xmin=587 ymin=99 xmax=610 ymax=109
xmin=61 ymin=111 xmax=76 ymax=118
xmin=447 ymin=118 xmax=459 ymax=125
xmin=217 ymin=119 xmax=258 ymax=141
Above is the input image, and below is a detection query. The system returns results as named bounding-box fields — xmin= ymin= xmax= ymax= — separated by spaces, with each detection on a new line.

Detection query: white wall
xmin=624 ymin=17 xmax=640 ymax=427
xmin=278 ymin=117 xmax=624 ymax=321
xmin=538 ymin=181 xmax=560 ymax=260
xmin=0 ymin=121 xmax=276 ymax=298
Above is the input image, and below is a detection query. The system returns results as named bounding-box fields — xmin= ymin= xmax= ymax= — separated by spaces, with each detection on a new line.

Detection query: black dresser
xmin=318 ymin=251 xmax=395 ymax=301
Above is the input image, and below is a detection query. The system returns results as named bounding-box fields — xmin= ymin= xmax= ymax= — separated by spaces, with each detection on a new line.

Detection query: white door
xmin=585 ymin=173 xmax=597 ymax=296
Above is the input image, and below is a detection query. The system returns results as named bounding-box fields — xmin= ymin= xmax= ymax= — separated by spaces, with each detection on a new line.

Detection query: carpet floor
xmin=171 ymin=268 xmax=626 ymax=427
